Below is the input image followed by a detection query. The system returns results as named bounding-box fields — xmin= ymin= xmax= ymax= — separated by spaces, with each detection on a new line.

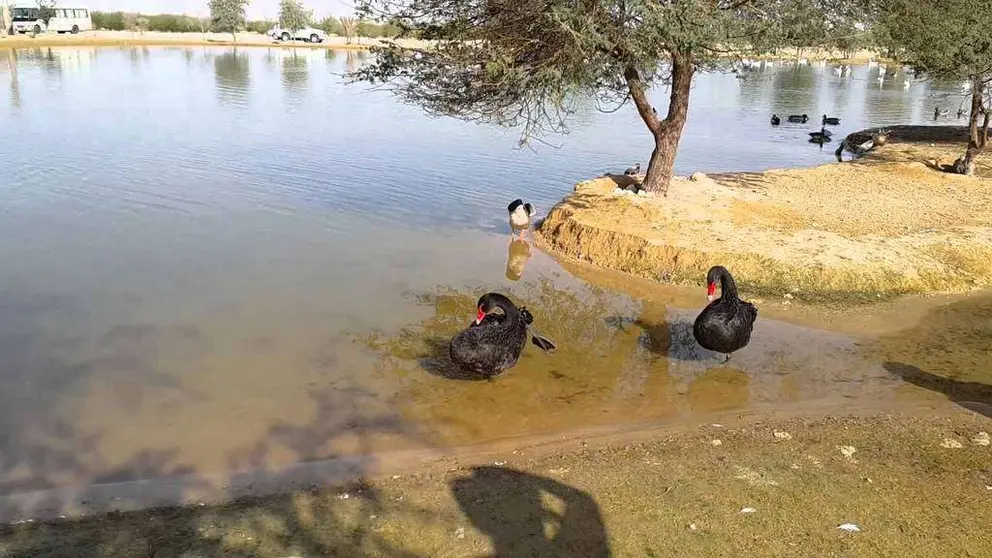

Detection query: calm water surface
xmin=0 ymin=46 xmax=986 ymax=516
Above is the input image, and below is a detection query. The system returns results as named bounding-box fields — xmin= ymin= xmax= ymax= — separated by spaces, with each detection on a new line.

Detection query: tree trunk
xmin=641 ymin=53 xmax=694 ymax=195
xmin=957 ymin=76 xmax=986 ymax=175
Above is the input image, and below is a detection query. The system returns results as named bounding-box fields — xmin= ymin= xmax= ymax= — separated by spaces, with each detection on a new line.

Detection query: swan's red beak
xmin=707 ymin=282 xmax=716 ymax=302
xmin=474 ymin=306 xmax=486 ymax=325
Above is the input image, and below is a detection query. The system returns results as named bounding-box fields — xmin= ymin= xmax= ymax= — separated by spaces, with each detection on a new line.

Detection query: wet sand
xmin=1 ymin=409 xmax=988 ymax=556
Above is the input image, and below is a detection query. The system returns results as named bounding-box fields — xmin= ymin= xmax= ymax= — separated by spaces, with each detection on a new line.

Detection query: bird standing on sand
xmin=507 ymin=199 xmax=535 ymax=239
xmin=624 ymin=163 xmax=641 ymax=176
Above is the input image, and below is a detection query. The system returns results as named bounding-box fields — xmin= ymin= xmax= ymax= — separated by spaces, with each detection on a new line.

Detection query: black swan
xmin=809 ymin=127 xmax=833 ymax=139
xmin=822 ymin=115 xmax=841 ymax=125
xmin=450 ymin=293 xmax=556 ymax=377
xmin=770 ymin=114 xmax=781 ymax=126
xmin=692 ymin=266 xmax=758 ymax=362
xmin=787 ymin=114 xmax=808 ymax=123
xmin=507 ymin=199 xmax=534 ymax=238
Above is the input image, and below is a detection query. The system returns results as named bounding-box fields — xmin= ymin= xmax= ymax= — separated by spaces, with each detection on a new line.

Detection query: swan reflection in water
xmin=506 ymin=238 xmax=533 ymax=281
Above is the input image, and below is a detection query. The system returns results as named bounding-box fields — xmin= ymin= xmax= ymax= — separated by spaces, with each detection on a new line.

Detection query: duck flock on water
xmin=768 ymin=113 xmax=843 ymax=145
xmin=446 ymin=201 xmax=758 ymax=379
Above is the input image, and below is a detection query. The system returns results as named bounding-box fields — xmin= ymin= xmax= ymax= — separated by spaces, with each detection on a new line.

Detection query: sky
xmin=79 ymin=0 xmax=356 ymax=19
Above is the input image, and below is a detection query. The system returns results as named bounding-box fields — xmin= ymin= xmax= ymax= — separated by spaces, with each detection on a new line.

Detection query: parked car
xmin=267 ymin=26 xmax=327 ymax=43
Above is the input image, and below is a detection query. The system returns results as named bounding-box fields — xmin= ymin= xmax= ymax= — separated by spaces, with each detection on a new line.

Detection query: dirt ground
xmin=537 ymin=126 xmax=992 ymax=301
xmin=0 ymin=409 xmax=988 ymax=557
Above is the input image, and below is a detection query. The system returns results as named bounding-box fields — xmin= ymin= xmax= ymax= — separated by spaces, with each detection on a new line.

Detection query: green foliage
xmin=37 ymin=0 xmax=57 ymax=25
xmin=279 ymin=0 xmax=311 ymax=31
xmin=246 ymin=19 xmax=273 ymax=33
xmin=91 ymin=11 xmax=126 ymax=31
xmin=317 ymin=15 xmax=343 ymax=35
xmin=353 ymin=0 xmax=779 ymax=135
xmin=338 ymin=16 xmax=356 ymax=42
xmin=873 ymin=0 xmax=992 ymax=80
xmin=351 ymin=0 xmax=864 ymax=192
xmin=209 ymin=0 xmax=250 ymax=37
xmin=145 ymin=14 xmax=199 ymax=32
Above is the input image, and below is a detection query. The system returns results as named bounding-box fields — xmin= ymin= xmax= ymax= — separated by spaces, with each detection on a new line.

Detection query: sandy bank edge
xmin=0 ymin=398 xmax=946 ymax=524
xmin=0 ymin=405 xmax=988 ymax=557
xmin=536 ymin=135 xmax=992 ymax=301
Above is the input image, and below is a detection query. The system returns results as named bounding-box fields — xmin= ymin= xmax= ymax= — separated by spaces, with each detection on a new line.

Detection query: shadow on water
xmin=869 ymin=292 xmax=992 ymax=418
xmin=451 ymin=466 xmax=611 ymax=558
xmin=506 ymin=238 xmax=533 ymax=282
xmin=0 ymin=292 xmax=440 ymax=557
xmin=0 ymin=383 xmax=437 ymax=556
xmin=214 ymin=49 xmax=251 ymax=105
xmin=884 ymin=362 xmax=992 ymax=419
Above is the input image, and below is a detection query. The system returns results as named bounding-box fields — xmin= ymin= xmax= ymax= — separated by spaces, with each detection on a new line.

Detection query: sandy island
xmin=537 ymin=125 xmax=992 ymax=302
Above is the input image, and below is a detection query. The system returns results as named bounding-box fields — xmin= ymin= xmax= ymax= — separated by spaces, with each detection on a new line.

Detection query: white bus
xmin=10 ymin=3 xmax=92 ymax=35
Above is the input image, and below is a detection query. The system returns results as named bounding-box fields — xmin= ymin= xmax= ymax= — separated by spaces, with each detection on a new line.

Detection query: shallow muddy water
xmin=0 ymin=46 xmax=988 ymax=518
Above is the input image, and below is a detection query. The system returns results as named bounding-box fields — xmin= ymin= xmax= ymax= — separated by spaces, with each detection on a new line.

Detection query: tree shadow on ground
xmin=602 ymin=173 xmax=640 ymax=189
xmin=884 ymin=362 xmax=992 ymax=419
xmin=632 ymin=316 xmax=713 ymax=362
xmin=451 ymin=466 xmax=611 ymax=558
xmin=0 ymin=286 xmax=439 ymax=556
xmin=871 ymin=291 xmax=992 ymax=419
xmin=0 ymin=383 xmax=442 ymax=557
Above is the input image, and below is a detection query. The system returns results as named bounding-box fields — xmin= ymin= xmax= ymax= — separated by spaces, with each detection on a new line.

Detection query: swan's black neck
xmin=716 ymin=268 xmax=739 ymax=300
xmin=480 ymin=293 xmax=521 ymax=324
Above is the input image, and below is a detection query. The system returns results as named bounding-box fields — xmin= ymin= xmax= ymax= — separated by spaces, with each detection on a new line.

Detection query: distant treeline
xmin=90 ymin=11 xmax=403 ymax=38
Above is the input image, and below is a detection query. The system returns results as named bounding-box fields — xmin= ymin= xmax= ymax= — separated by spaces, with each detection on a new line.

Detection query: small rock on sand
xmin=455 ymin=526 xmax=465 ymax=540
xmin=941 ymin=438 xmax=964 ymax=449
xmin=837 ymin=523 xmax=861 ymax=532
xmin=773 ymin=430 xmax=793 ymax=440
xmin=740 ymin=507 xmax=757 ymax=514
xmin=971 ymin=432 xmax=990 ymax=446
xmin=837 ymin=445 xmax=858 ymax=462
xmin=711 ymin=439 xmax=723 ymax=446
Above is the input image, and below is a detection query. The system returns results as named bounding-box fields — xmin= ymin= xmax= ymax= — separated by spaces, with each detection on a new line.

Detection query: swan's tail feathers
xmin=518 ymin=307 xmax=535 ymax=325
xmin=530 ymin=330 xmax=558 ymax=353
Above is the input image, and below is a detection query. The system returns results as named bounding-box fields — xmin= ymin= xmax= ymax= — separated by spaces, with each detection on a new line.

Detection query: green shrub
xmin=245 ymin=20 xmax=273 ymax=34
xmin=91 ymin=11 xmax=126 ymax=31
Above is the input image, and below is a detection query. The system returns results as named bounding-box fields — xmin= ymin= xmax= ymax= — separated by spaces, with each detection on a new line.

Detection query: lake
xmin=0 ymin=46 xmax=982 ymax=517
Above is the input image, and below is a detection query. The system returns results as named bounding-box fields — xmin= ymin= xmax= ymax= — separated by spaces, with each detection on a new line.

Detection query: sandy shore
xmin=0 ymin=408 xmax=987 ymax=556
xmin=0 ymin=32 xmax=885 ymax=64
xmin=537 ymin=126 xmax=992 ymax=301
xmin=0 ymin=30 xmax=431 ymax=50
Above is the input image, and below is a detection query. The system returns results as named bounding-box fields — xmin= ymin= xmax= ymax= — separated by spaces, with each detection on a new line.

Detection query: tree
xmin=874 ymin=0 xmax=992 ymax=175
xmin=352 ymin=1 xmax=812 ymax=195
xmin=209 ymin=0 xmax=250 ymax=42
xmin=318 ymin=15 xmax=343 ymax=35
xmin=37 ymin=1 xmax=57 ymax=28
xmin=339 ymin=16 xmax=357 ymax=44
xmin=134 ymin=15 xmax=149 ymax=35
xmin=279 ymin=0 xmax=311 ymax=32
